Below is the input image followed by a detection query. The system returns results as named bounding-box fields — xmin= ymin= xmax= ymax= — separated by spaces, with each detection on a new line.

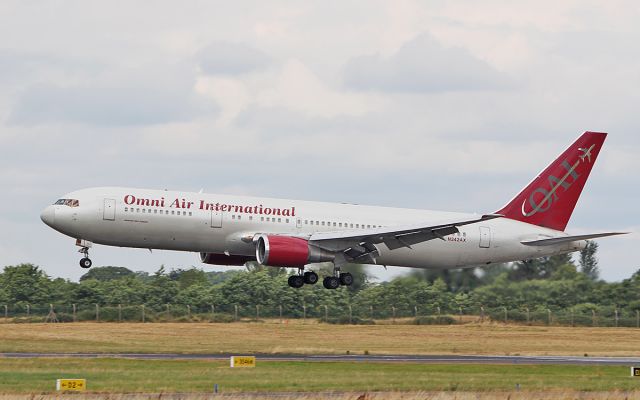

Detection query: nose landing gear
xmin=76 ymin=239 xmax=94 ymax=269
xmin=79 ymin=246 xmax=92 ymax=269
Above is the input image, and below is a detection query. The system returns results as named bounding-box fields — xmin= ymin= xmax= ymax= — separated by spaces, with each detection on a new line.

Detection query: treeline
xmin=1 ymin=242 xmax=639 ymax=324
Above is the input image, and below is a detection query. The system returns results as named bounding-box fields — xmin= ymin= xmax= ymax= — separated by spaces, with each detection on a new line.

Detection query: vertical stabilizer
xmin=496 ymin=131 xmax=607 ymax=231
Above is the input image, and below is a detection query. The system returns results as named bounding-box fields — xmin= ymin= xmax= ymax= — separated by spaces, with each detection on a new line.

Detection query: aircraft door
xmin=103 ymin=198 xmax=116 ymax=221
xmin=211 ymin=210 xmax=222 ymax=228
xmin=479 ymin=226 xmax=491 ymax=248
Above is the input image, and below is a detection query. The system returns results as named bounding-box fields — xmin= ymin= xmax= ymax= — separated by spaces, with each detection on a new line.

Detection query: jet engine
xmin=200 ymin=252 xmax=254 ymax=266
xmin=255 ymin=234 xmax=334 ymax=267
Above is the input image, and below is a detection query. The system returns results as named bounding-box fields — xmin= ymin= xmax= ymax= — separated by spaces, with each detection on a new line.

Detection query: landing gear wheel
xmin=323 ymin=276 xmax=340 ymax=289
xmin=288 ymin=275 xmax=304 ymax=288
xmin=303 ymin=271 xmax=319 ymax=285
xmin=79 ymin=257 xmax=92 ymax=269
xmin=339 ymin=272 xmax=354 ymax=286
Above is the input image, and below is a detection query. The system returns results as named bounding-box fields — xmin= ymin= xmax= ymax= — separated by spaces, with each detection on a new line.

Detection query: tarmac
xmin=2 ymin=352 xmax=640 ymax=366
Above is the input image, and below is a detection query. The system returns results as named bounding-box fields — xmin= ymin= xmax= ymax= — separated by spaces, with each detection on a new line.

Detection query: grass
xmin=0 ymin=358 xmax=639 ymax=393
xmin=1 ymin=394 xmax=640 ymax=400
xmin=2 ymin=323 xmax=640 ymax=396
xmin=0 ymin=322 xmax=640 ymax=356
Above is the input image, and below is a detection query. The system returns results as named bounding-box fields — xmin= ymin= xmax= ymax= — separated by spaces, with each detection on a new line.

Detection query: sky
xmin=0 ymin=1 xmax=638 ymax=282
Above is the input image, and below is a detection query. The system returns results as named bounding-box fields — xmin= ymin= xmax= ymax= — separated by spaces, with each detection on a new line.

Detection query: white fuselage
xmin=41 ymin=187 xmax=585 ymax=269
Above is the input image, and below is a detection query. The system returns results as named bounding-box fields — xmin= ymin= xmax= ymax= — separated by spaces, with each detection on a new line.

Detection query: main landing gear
xmin=288 ymin=267 xmax=353 ymax=289
xmin=322 ymin=270 xmax=353 ymax=290
xmin=79 ymin=246 xmax=92 ymax=269
xmin=287 ymin=269 xmax=319 ymax=288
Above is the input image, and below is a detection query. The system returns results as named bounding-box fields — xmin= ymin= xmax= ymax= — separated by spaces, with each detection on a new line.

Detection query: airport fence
xmin=1 ymin=302 xmax=639 ymax=327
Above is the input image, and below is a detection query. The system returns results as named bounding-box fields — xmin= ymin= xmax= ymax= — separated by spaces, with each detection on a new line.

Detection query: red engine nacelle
xmin=200 ymin=252 xmax=255 ymax=266
xmin=255 ymin=234 xmax=334 ymax=267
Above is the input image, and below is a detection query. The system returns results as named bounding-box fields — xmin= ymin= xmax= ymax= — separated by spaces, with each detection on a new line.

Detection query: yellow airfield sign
xmin=56 ymin=379 xmax=86 ymax=391
xmin=230 ymin=356 xmax=256 ymax=368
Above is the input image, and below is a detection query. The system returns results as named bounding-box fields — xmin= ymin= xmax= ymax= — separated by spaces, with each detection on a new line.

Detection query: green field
xmin=0 ymin=358 xmax=639 ymax=393
xmin=2 ymin=323 xmax=640 ymax=396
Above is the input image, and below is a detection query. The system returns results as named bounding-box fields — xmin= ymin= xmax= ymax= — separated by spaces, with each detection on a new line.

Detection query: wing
xmin=307 ymin=214 xmax=502 ymax=265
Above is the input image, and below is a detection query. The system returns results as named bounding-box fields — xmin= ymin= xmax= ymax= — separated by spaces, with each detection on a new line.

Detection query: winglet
xmin=496 ymin=132 xmax=607 ymax=231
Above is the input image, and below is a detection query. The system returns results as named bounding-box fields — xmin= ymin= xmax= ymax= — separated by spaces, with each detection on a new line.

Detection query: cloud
xmin=8 ymin=77 xmax=218 ymax=127
xmin=0 ymin=50 xmax=103 ymax=86
xmin=0 ymin=2 xmax=638 ymax=283
xmin=197 ymin=41 xmax=270 ymax=75
xmin=343 ymin=33 xmax=511 ymax=93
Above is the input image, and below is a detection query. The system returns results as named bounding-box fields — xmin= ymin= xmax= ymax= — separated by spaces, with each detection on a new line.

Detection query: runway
xmin=2 ymin=352 xmax=639 ymax=366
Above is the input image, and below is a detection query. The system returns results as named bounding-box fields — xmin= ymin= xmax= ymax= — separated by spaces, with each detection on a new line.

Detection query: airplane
xmin=40 ymin=131 xmax=625 ymax=289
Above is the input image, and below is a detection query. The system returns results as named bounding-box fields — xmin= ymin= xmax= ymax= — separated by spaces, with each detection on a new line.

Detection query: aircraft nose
xmin=40 ymin=205 xmax=56 ymax=227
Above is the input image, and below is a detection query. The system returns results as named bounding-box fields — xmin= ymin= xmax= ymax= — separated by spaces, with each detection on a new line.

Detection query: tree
xmin=144 ymin=267 xmax=179 ymax=309
xmin=509 ymin=254 xmax=575 ymax=281
xmin=245 ymin=261 xmax=287 ymax=278
xmin=579 ymin=241 xmax=599 ymax=280
xmin=168 ymin=268 xmax=208 ymax=289
xmin=0 ymin=264 xmax=52 ymax=304
xmin=79 ymin=266 xmax=134 ymax=281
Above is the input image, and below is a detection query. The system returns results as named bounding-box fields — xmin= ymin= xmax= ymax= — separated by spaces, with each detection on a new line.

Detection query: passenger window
xmin=367 ymin=225 xmax=371 ymax=229
xmin=304 ymin=220 xmax=308 ymax=225
xmin=266 ymin=217 xmax=270 ymax=222
xmin=278 ymin=218 xmax=281 ymax=223
xmin=124 ymin=207 xmax=128 ymax=212
xmin=142 ymin=209 xmax=146 ymax=213
xmin=189 ymin=212 xmax=192 ymax=216
xmin=316 ymin=221 xmax=319 ymax=226
xmin=238 ymin=215 xmax=242 ymax=220
xmin=249 ymin=216 xmax=252 ymax=221
xmin=261 ymin=217 xmax=264 ymax=221
xmin=333 ymin=222 xmax=336 ymax=227
xmin=356 ymin=224 xmax=359 ymax=228
xmin=286 ymin=219 xmax=289 ymax=223
xmin=171 ymin=211 xmax=175 ymax=215
xmin=232 ymin=215 xmax=236 ymax=220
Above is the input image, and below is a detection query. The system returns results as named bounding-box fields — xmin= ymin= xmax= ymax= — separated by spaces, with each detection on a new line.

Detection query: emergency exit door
xmin=479 ymin=226 xmax=491 ymax=248
xmin=103 ymin=198 xmax=116 ymax=221
xmin=211 ymin=210 xmax=222 ymax=228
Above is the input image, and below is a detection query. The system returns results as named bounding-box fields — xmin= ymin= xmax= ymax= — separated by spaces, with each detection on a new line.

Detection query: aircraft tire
xmin=303 ymin=271 xmax=318 ymax=285
xmin=339 ymin=272 xmax=354 ymax=286
xmin=288 ymin=275 xmax=304 ymax=288
xmin=79 ymin=258 xmax=92 ymax=269
xmin=323 ymin=276 xmax=340 ymax=289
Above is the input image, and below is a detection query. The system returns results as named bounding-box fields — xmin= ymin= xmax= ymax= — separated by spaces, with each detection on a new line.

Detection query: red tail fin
xmin=496 ymin=131 xmax=607 ymax=231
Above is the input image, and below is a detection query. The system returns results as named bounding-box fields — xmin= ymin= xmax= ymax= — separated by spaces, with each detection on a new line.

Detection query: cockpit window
xmin=54 ymin=199 xmax=79 ymax=207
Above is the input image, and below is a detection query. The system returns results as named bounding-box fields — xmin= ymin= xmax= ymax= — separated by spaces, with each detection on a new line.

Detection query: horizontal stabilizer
xmin=521 ymin=232 xmax=627 ymax=246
